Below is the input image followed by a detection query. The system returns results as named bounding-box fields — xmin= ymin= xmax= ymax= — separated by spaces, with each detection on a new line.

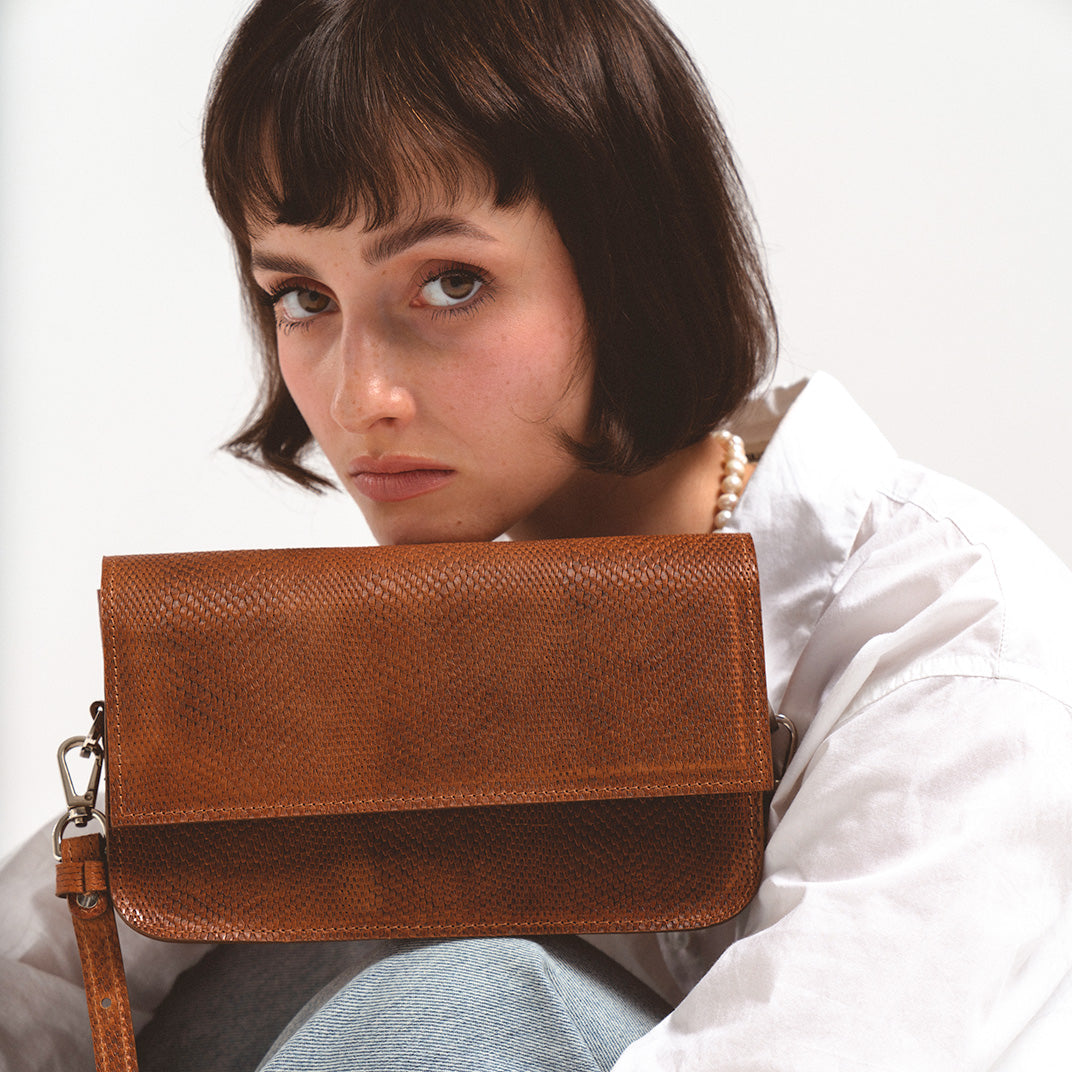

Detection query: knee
xmin=377 ymin=936 xmax=566 ymax=1000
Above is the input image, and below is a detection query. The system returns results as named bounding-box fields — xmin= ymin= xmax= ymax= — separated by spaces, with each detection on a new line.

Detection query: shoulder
xmin=844 ymin=459 xmax=1072 ymax=706
xmin=737 ymin=371 xmax=1072 ymax=730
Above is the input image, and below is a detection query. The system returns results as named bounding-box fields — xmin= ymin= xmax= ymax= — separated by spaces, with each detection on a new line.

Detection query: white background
xmin=1 ymin=0 xmax=1069 ymax=859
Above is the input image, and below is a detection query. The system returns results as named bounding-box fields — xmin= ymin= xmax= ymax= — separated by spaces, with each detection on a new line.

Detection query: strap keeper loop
xmin=56 ymin=858 xmax=108 ymax=898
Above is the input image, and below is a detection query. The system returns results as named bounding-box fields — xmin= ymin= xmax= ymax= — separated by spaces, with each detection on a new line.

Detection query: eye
xmin=277 ymin=287 xmax=334 ymax=321
xmin=419 ymin=269 xmax=485 ymax=308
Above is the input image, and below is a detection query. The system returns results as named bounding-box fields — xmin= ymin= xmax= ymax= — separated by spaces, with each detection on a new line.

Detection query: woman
xmin=201 ymin=0 xmax=777 ymax=544
xmin=6 ymin=0 xmax=1072 ymax=1068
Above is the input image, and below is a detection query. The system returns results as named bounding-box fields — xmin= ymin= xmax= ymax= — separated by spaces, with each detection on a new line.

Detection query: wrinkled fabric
xmin=0 ymin=824 xmax=210 ymax=1072
xmin=601 ymin=373 xmax=1072 ymax=1069
xmin=2 ymin=373 xmax=1069 ymax=1071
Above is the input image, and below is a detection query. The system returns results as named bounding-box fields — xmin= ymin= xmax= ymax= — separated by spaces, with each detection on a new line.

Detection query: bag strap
xmin=54 ymin=836 xmax=138 ymax=1072
xmin=55 ymin=708 xmax=139 ymax=1072
xmin=56 ymin=833 xmax=139 ymax=1072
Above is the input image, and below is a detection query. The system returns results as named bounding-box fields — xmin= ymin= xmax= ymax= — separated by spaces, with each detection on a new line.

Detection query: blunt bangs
xmin=205 ymin=0 xmax=554 ymax=240
xmin=204 ymin=0 xmax=777 ymax=490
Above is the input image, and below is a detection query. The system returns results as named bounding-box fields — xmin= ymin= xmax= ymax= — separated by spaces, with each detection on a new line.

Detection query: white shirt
xmin=2 ymin=373 xmax=1070 ymax=1070
xmin=603 ymin=373 xmax=1072 ymax=1069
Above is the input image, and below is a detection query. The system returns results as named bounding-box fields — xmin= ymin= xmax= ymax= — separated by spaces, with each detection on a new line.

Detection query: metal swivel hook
xmin=52 ymin=702 xmax=109 ymax=860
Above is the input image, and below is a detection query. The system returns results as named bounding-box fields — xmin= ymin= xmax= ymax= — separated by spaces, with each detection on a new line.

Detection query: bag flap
xmin=99 ymin=534 xmax=772 ymax=826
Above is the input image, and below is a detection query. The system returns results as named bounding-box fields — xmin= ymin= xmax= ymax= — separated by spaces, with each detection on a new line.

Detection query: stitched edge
xmin=117 ymin=777 xmax=772 ymax=823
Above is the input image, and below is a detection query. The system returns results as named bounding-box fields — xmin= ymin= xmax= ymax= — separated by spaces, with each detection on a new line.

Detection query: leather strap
xmin=57 ymin=834 xmax=139 ymax=1072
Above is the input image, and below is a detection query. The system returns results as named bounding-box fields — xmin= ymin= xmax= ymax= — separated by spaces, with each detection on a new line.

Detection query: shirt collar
xmin=724 ymin=372 xmax=898 ymax=712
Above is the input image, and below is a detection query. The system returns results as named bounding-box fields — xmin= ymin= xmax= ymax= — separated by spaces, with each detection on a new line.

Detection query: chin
xmin=366 ymin=515 xmax=508 ymax=547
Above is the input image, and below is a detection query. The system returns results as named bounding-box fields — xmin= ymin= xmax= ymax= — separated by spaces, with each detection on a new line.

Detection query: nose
xmin=328 ymin=327 xmax=416 ymax=433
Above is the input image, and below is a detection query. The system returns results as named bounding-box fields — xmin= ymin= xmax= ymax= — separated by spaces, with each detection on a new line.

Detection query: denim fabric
xmin=256 ymin=937 xmax=670 ymax=1072
xmin=137 ymin=941 xmax=393 ymax=1072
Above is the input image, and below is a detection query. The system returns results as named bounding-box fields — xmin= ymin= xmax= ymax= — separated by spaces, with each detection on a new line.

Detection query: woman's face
xmin=249 ymin=193 xmax=593 ymax=544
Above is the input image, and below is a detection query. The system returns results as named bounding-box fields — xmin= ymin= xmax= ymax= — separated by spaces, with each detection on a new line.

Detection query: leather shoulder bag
xmin=53 ymin=533 xmax=795 ymax=1072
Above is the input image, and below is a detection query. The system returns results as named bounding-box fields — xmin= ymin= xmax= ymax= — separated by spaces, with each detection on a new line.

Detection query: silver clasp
xmin=52 ymin=701 xmax=109 ymax=860
xmin=769 ymin=707 xmax=799 ymax=788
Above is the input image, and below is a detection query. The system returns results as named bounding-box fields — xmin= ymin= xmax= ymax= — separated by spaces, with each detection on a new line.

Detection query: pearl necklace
xmin=712 ymin=429 xmax=747 ymax=531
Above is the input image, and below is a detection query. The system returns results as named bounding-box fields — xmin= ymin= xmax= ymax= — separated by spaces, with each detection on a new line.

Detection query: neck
xmin=507 ymin=434 xmax=750 ymax=541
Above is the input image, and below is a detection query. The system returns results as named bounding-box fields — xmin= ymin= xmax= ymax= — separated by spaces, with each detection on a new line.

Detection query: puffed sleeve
xmin=611 ymin=674 xmax=1072 ymax=1070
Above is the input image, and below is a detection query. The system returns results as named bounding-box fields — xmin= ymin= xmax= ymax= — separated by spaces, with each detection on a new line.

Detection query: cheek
xmin=277 ymin=349 xmax=329 ymax=430
xmin=467 ymin=308 xmax=590 ymax=427
xmin=516 ymin=324 xmax=591 ymax=436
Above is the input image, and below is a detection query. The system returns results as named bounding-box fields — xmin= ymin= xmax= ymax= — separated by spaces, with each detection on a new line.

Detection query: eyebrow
xmin=249 ymin=215 xmax=499 ymax=278
xmin=248 ymin=251 xmax=318 ymax=277
xmin=362 ymin=216 xmax=497 ymax=267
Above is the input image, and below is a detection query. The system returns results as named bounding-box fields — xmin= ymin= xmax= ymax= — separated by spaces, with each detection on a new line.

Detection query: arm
xmin=612 ymin=675 xmax=1072 ymax=1070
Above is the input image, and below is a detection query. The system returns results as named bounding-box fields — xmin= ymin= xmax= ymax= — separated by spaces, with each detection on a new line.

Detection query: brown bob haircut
xmin=203 ymin=0 xmax=777 ymax=489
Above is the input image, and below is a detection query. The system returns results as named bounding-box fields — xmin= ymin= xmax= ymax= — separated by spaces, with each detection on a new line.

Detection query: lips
xmin=347 ymin=456 xmax=456 ymax=503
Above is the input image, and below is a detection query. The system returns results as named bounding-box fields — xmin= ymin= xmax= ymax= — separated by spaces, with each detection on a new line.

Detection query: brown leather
xmin=59 ymin=835 xmax=138 ymax=1072
xmin=98 ymin=534 xmax=772 ymax=941
xmin=56 ymin=858 xmax=108 ymax=897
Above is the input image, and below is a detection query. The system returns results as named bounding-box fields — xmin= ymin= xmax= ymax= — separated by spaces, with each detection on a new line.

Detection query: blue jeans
xmin=138 ymin=937 xmax=669 ymax=1072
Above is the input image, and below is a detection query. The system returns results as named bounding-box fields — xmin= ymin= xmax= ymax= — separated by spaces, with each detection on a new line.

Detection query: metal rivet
xmin=101 ymin=998 xmax=112 ymax=1009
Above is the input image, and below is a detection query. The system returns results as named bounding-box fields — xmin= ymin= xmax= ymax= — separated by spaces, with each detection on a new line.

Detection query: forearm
xmin=612 ymin=678 xmax=1072 ymax=1070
